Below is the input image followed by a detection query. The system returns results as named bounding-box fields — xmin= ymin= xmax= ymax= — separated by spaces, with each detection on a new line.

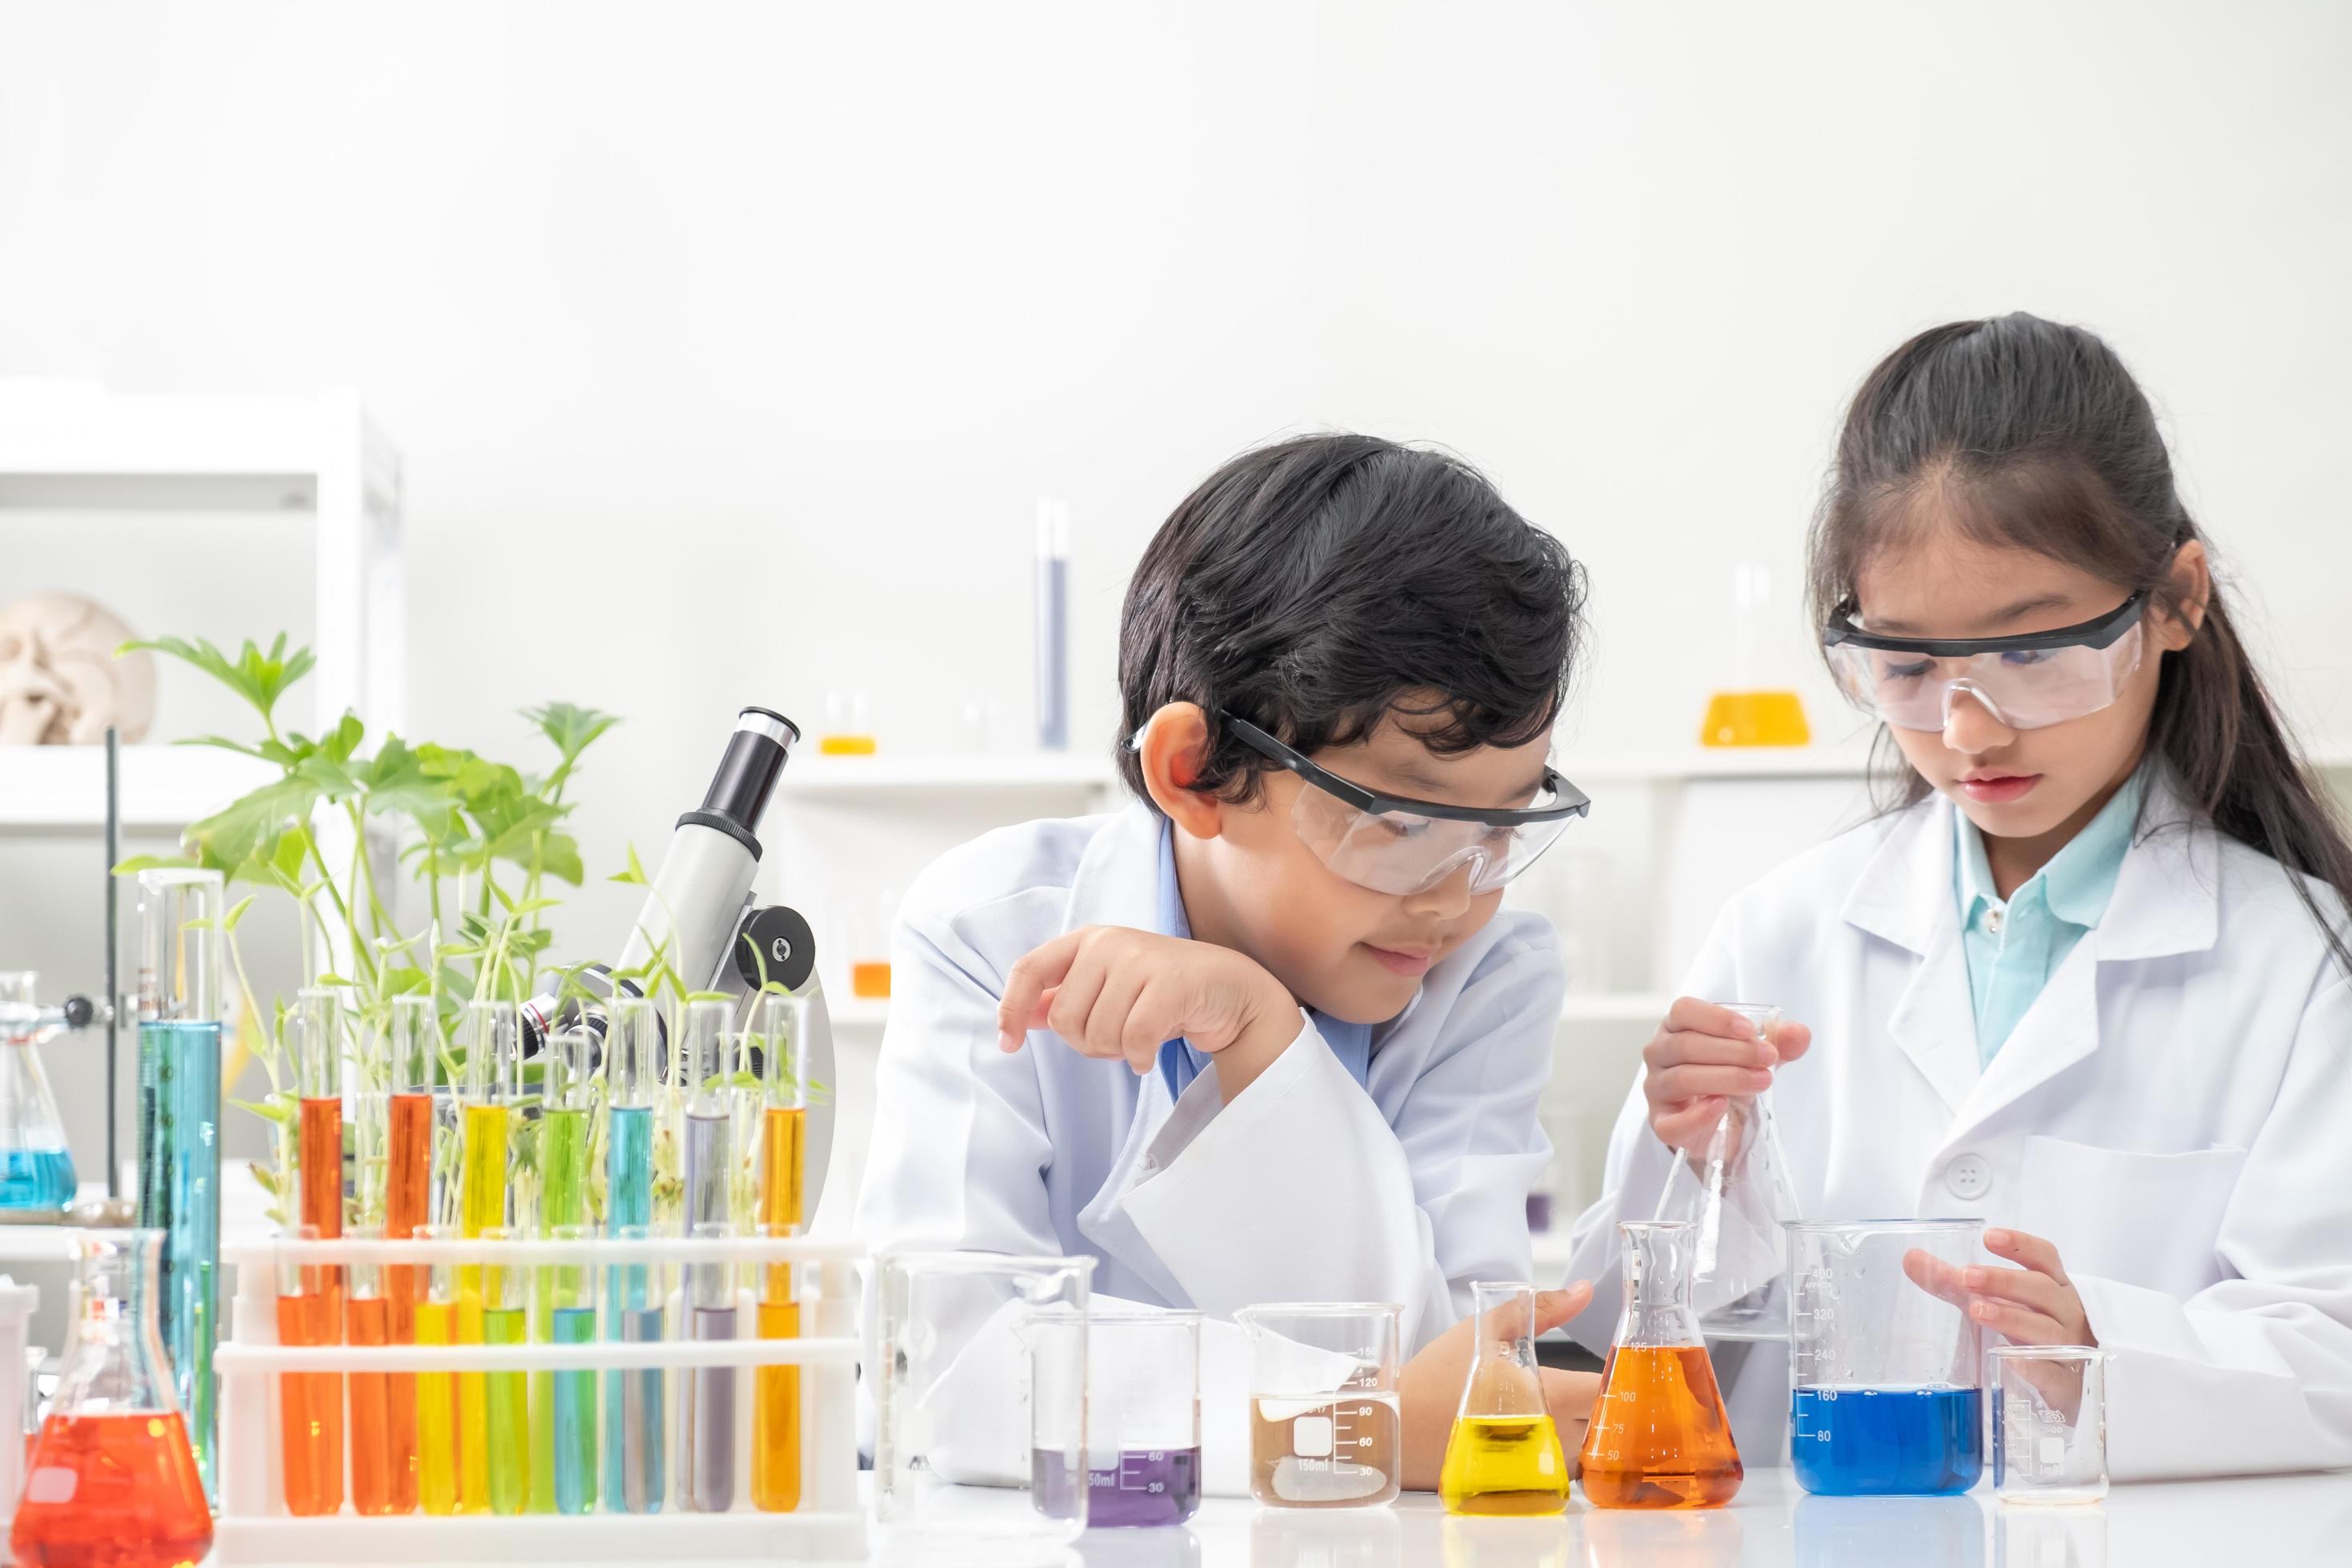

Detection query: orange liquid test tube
xmin=279 ymin=990 xmax=345 ymax=1518
xmin=751 ymin=991 xmax=808 ymax=1513
xmin=346 ymin=1230 xmax=418 ymax=1514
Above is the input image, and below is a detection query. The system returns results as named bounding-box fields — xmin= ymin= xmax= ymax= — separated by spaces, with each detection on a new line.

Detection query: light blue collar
xmin=1955 ymin=765 xmax=2146 ymax=930
xmin=1153 ymin=819 xmax=1374 ymax=1098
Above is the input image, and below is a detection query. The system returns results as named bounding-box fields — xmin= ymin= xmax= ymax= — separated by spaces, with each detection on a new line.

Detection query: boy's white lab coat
xmin=1564 ymin=770 xmax=2352 ymax=1481
xmin=855 ymin=804 xmax=1563 ymax=1494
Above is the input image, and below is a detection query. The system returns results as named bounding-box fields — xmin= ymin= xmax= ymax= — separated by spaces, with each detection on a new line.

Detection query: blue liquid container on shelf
xmin=0 ymin=970 xmax=78 ymax=1212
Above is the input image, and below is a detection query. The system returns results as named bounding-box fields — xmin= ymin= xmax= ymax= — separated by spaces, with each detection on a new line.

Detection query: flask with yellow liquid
xmin=1438 ymin=1281 xmax=1570 ymax=1516
xmin=1702 ymin=563 xmax=1810 ymax=747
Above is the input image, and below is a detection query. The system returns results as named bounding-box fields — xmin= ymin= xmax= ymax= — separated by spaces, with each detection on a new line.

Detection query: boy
xmin=856 ymin=431 xmax=1598 ymax=1491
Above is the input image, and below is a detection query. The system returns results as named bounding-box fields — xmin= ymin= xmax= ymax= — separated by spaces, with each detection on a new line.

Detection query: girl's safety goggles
xmin=1218 ymin=714 xmax=1589 ymax=895
xmin=1822 ymin=592 xmax=2147 ymax=733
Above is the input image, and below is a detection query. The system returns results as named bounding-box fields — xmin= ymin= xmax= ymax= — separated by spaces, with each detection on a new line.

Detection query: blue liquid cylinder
xmin=1790 ymin=1386 xmax=1983 ymax=1495
xmin=138 ymin=1018 xmax=222 ymax=1498
xmin=0 ymin=1146 xmax=76 ymax=1210
xmin=605 ymin=1304 xmax=666 ymax=1513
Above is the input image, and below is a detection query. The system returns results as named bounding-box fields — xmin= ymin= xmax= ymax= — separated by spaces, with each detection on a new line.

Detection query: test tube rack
xmin=210 ymin=1231 xmax=866 ymax=1563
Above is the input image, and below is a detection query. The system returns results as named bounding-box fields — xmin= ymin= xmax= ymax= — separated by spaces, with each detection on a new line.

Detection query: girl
xmin=1564 ymin=314 xmax=2352 ymax=1480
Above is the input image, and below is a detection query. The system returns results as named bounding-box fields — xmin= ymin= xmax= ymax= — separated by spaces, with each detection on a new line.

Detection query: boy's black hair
xmin=1117 ymin=432 xmax=1586 ymax=809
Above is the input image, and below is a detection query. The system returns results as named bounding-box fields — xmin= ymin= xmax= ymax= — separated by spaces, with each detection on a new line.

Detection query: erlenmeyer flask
xmin=0 ymin=972 xmax=76 ymax=1212
xmin=1651 ymin=1002 xmax=1802 ymax=1338
xmin=1578 ymin=1220 xmax=1742 ymax=1508
xmin=11 ymin=1229 xmax=213 ymax=1568
xmin=1438 ymin=1282 xmax=1569 ymax=1516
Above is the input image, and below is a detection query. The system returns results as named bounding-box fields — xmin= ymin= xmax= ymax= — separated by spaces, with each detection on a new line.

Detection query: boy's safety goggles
xmin=1218 ymin=714 xmax=1590 ymax=895
xmin=1821 ymin=592 xmax=2147 ymax=733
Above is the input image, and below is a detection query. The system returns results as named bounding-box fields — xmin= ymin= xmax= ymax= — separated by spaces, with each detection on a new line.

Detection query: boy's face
xmin=1182 ymin=703 xmax=1555 ymax=1025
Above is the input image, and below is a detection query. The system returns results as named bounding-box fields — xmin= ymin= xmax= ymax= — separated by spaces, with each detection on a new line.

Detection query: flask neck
xmin=1616 ymin=1224 xmax=1704 ymax=1348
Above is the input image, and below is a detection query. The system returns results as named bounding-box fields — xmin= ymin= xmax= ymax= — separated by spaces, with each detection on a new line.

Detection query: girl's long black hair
xmin=1806 ymin=312 xmax=2352 ymax=979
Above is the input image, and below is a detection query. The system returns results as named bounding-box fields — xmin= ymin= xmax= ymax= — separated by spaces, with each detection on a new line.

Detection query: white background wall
xmin=3 ymin=1 xmax=2350 ymax=1230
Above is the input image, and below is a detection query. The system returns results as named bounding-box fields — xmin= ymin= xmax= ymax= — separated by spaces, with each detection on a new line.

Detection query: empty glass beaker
xmin=1579 ymin=1221 xmax=1741 ymax=1508
xmin=873 ymin=1250 xmax=1094 ymax=1563
xmin=1438 ymin=1282 xmax=1569 ymax=1516
xmin=1990 ymin=1345 xmax=2110 ymax=1504
xmin=10 ymin=1229 xmax=212 ymax=1568
xmin=1034 ymin=1306 xmax=1201 ymax=1528
xmin=1787 ymin=1219 xmax=1986 ymax=1495
xmin=0 ymin=972 xmax=75 ymax=1212
xmin=1651 ymin=1002 xmax=1802 ymax=1339
xmin=1234 ymin=1302 xmax=1402 ymax=1509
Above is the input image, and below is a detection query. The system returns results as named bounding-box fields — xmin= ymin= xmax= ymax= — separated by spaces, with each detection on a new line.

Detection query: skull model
xmin=0 ymin=594 xmax=157 ymax=745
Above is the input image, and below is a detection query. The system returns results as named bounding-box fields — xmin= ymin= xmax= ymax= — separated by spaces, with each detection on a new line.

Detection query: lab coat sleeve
xmin=1559 ymin=905 xmax=1743 ymax=1352
xmin=1119 ymin=926 xmax=1566 ymax=1356
xmin=2067 ymin=973 xmax=2352 ymax=1481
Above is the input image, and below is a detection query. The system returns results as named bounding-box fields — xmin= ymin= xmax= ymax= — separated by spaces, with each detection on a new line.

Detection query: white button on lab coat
xmin=1563 ymin=770 xmax=2352 ymax=1482
xmin=855 ymin=803 xmax=1564 ymax=1494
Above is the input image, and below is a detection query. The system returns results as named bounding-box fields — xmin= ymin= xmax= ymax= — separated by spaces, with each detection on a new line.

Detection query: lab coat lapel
xmin=1842 ymin=796 xmax=1981 ymax=1114
xmin=1952 ymin=771 xmax=2218 ymax=1132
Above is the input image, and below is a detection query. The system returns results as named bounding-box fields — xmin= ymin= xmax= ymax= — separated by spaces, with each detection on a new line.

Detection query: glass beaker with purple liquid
xmin=1033 ymin=1306 xmax=1202 ymax=1529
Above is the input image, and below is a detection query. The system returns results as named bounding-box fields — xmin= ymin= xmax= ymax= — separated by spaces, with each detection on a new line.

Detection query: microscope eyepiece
xmin=678 ymin=706 xmax=798 ymax=863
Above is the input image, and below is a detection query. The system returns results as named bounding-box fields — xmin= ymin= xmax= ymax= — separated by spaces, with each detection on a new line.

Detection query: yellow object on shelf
xmin=1699 ymin=690 xmax=1810 ymax=748
xmin=817 ymin=735 xmax=878 ymax=756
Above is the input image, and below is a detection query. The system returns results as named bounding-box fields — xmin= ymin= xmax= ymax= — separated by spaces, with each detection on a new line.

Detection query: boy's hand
xmin=1642 ymin=997 xmax=1812 ymax=1155
xmin=996 ymin=926 xmax=1303 ymax=1098
xmin=1398 ymin=1282 xmax=1597 ymax=1491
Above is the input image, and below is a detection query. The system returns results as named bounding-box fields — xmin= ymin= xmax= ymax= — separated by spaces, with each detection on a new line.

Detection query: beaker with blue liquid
xmin=1786 ymin=1219 xmax=1985 ymax=1495
xmin=0 ymin=972 xmax=77 ymax=1211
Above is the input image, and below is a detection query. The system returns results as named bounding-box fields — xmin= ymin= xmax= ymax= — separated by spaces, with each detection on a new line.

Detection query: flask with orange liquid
xmin=1578 ymin=1219 xmax=1742 ymax=1508
xmin=11 ymin=1229 xmax=213 ymax=1568
xmin=1699 ymin=564 xmax=1811 ymax=747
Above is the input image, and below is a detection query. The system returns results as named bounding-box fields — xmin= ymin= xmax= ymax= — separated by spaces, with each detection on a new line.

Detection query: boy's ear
xmin=1137 ymin=702 xmax=1224 ymax=839
xmin=2158 ymin=540 xmax=2212 ymax=649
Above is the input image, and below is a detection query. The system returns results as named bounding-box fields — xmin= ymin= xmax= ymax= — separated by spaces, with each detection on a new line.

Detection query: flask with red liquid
xmin=11 ymin=1228 xmax=213 ymax=1568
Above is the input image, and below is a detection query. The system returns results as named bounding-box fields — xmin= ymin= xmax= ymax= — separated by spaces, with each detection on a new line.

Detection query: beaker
xmin=0 ymin=972 xmax=75 ymax=1211
xmin=1234 ymin=1302 xmax=1402 ymax=1509
xmin=1699 ymin=563 xmax=1811 ymax=747
xmin=1578 ymin=1221 xmax=1741 ymax=1508
xmin=10 ymin=1229 xmax=212 ymax=1568
xmin=1037 ymin=1306 xmax=1201 ymax=1528
xmin=1990 ymin=1345 xmax=2110 ymax=1505
xmin=1650 ymin=1002 xmax=1802 ymax=1339
xmin=1786 ymin=1219 xmax=1986 ymax=1495
xmin=1438 ymin=1282 xmax=1569 ymax=1516
xmin=874 ymin=1250 xmax=1094 ymax=1562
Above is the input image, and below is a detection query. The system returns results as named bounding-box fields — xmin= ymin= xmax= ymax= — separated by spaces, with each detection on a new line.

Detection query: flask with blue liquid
xmin=0 ymin=970 xmax=78 ymax=1212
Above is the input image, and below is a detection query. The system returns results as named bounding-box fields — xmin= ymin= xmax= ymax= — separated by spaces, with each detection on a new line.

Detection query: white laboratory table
xmin=978 ymin=1466 xmax=2352 ymax=1568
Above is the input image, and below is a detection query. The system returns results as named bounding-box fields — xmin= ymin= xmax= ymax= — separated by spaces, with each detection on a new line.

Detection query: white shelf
xmin=779 ymin=750 xmax=1118 ymax=798
xmin=0 ymin=743 xmax=278 ymax=830
xmin=0 ymin=382 xmax=398 ymax=502
xmin=826 ymin=994 xmax=891 ymax=1028
xmin=1558 ymin=990 xmax=1669 ymax=1025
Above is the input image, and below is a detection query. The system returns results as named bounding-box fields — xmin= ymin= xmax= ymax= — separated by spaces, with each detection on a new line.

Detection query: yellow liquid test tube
xmin=480 ymin=1233 xmax=529 ymax=1516
xmin=453 ymin=1001 xmax=519 ymax=1517
xmin=414 ymin=1225 xmax=471 ymax=1514
xmin=751 ymin=992 xmax=808 ymax=1513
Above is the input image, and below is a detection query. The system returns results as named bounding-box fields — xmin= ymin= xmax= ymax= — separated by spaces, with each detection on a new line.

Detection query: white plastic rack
xmin=210 ymin=1231 xmax=866 ymax=1565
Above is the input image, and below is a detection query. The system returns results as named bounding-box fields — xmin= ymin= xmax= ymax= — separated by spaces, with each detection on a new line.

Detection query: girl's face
xmin=1853 ymin=528 xmax=2206 ymax=854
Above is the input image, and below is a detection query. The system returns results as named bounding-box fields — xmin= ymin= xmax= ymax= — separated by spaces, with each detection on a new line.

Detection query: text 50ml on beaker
xmin=1235 ymin=1302 xmax=1402 ymax=1508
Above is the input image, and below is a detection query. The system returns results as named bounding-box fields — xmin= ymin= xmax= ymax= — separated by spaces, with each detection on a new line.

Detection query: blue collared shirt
xmin=1152 ymin=820 xmax=1375 ymax=1098
xmin=1954 ymin=768 xmax=2145 ymax=1064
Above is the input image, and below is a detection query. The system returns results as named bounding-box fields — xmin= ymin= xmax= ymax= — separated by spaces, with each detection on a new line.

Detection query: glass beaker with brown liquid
xmin=1579 ymin=1220 xmax=1742 ymax=1509
xmin=1235 ymin=1302 xmax=1402 ymax=1508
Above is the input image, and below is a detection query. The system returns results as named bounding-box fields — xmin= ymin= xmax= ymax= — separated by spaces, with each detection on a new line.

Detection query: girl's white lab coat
xmin=854 ymin=803 xmax=1563 ymax=1493
xmin=1563 ymin=770 xmax=2352 ymax=1481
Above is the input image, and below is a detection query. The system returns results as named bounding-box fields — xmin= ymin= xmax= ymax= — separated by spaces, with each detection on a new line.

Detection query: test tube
xmin=546 ymin=1223 xmax=599 ymax=1514
xmin=752 ymin=991 xmax=806 ymax=1513
xmin=412 ymin=1224 xmax=465 ymax=1515
xmin=454 ymin=1002 xmax=517 ymax=1514
xmin=530 ymin=1026 xmax=597 ymax=1514
xmin=344 ymin=1226 xmax=417 ymax=1515
xmin=681 ymin=1220 xmax=738 ymax=1514
xmin=274 ymin=1222 xmax=344 ymax=1516
xmin=604 ymin=1222 xmax=668 ymax=1514
xmin=680 ymin=998 xmax=734 ymax=1243
xmin=605 ymin=998 xmax=658 ymax=1236
xmin=386 ymin=997 xmax=438 ymax=1342
xmin=135 ymin=867 xmax=224 ymax=1497
xmin=480 ymin=1225 xmax=529 ymax=1515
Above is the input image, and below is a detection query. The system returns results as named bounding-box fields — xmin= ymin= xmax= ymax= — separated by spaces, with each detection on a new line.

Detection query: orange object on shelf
xmin=850 ymin=961 xmax=892 ymax=999
xmin=11 ymin=1410 xmax=213 ymax=1568
xmin=1699 ymin=690 xmax=1811 ymax=747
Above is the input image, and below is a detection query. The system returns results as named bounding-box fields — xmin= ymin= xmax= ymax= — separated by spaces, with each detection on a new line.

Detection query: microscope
xmin=519 ymin=705 xmax=822 ymax=1054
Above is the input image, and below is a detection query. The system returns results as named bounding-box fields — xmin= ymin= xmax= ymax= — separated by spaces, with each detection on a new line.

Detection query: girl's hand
xmin=1641 ymin=998 xmax=1813 ymax=1154
xmin=995 ymin=925 xmax=1303 ymax=1098
xmin=1398 ymin=1282 xmax=1597 ymax=1491
xmin=1903 ymin=1229 xmax=2096 ymax=1418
